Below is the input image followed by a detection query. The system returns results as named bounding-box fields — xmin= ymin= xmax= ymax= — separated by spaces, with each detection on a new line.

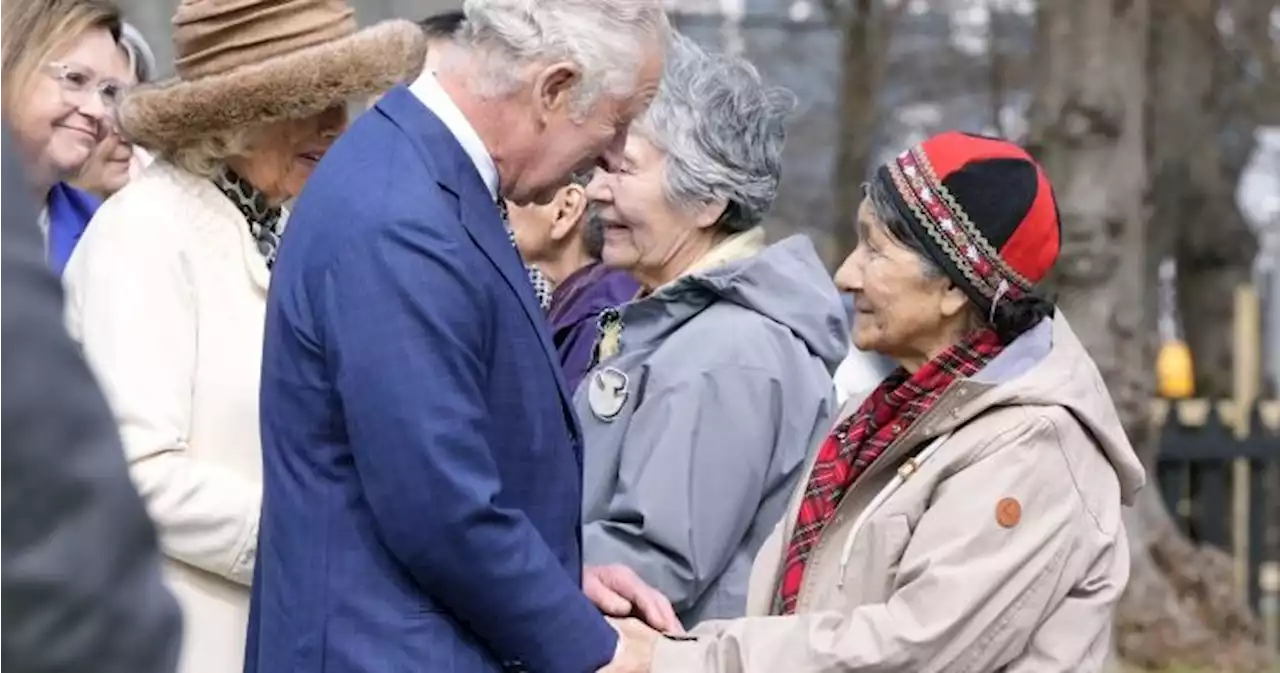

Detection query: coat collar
xmin=152 ymin=162 xmax=276 ymax=294
xmin=224 ymin=203 xmax=274 ymax=294
xmin=376 ymin=87 xmax=581 ymax=439
xmin=407 ymin=71 xmax=498 ymax=200
xmin=809 ymin=317 xmax=1063 ymax=525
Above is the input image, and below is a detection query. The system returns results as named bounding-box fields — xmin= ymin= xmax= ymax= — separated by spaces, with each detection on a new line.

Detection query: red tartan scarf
xmin=773 ymin=327 xmax=1005 ymax=615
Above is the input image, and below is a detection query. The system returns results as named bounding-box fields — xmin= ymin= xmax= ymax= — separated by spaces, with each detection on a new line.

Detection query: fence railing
xmin=1154 ymin=398 xmax=1280 ymax=651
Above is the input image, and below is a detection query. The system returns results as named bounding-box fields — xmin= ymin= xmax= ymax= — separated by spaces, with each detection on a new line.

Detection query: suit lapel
xmin=457 ymin=181 xmax=578 ymax=402
xmin=377 ymin=88 xmax=583 ymax=445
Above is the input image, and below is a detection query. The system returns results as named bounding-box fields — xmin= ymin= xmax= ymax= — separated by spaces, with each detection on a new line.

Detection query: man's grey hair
xmin=454 ymin=0 xmax=669 ymax=113
xmin=633 ymin=33 xmax=795 ymax=233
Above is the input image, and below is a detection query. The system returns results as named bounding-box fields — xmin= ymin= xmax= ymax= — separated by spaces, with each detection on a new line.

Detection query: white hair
xmin=455 ymin=0 xmax=669 ymax=112
xmin=634 ymin=33 xmax=795 ymax=232
xmin=119 ymin=22 xmax=155 ymax=83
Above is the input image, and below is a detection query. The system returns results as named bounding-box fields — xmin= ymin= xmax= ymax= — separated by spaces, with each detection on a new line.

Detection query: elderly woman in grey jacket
xmin=579 ymin=34 xmax=848 ymax=629
xmin=613 ymin=132 xmax=1146 ymax=673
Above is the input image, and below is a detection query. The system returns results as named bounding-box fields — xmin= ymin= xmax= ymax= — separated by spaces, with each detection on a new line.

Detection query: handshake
xmin=584 ymin=565 xmax=686 ymax=673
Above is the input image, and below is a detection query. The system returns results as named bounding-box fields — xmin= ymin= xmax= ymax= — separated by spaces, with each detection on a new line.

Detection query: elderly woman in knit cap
xmin=611 ymin=131 xmax=1148 ymax=672
xmin=61 ymin=2 xmax=423 ymax=672
xmin=579 ymin=35 xmax=848 ymax=629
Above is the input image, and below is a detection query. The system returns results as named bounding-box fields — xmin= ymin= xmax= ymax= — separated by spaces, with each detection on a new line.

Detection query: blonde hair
xmin=1 ymin=0 xmax=122 ymax=117
xmin=162 ymin=127 xmax=260 ymax=179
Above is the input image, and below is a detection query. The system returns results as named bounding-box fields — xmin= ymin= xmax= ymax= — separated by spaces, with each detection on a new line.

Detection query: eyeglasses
xmin=41 ymin=61 xmax=129 ymax=112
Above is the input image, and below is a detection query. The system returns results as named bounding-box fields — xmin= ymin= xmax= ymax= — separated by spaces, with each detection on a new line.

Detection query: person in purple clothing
xmin=507 ymin=168 xmax=640 ymax=392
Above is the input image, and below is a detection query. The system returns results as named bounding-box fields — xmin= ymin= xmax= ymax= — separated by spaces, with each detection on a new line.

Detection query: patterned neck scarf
xmin=496 ymin=198 xmax=553 ymax=310
xmin=211 ymin=166 xmax=284 ymax=269
xmin=773 ymin=327 xmax=1005 ymax=615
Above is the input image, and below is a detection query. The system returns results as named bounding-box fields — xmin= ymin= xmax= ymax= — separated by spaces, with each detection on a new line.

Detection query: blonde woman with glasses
xmin=1 ymin=0 xmax=126 ymax=274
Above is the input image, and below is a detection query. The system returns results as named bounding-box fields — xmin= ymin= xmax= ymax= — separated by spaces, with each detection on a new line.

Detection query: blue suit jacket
xmin=246 ymin=87 xmax=618 ymax=673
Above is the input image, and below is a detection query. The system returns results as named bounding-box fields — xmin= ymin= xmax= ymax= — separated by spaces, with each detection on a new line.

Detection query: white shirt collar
xmin=407 ymin=70 xmax=499 ymax=200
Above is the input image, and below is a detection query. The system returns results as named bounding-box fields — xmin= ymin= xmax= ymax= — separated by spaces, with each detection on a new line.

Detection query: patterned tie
xmin=496 ymin=198 xmax=553 ymax=310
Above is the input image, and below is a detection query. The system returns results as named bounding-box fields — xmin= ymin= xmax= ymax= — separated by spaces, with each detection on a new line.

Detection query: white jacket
xmin=833 ymin=346 xmax=895 ymax=404
xmin=64 ymin=161 xmax=271 ymax=673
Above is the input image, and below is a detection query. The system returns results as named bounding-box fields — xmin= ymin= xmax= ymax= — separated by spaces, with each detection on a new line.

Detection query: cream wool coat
xmin=63 ymin=162 xmax=272 ymax=673
xmin=654 ymin=313 xmax=1147 ymax=673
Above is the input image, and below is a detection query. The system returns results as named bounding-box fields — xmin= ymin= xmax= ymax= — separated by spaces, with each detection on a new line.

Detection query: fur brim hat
xmin=875 ymin=131 xmax=1061 ymax=319
xmin=119 ymin=0 xmax=426 ymax=150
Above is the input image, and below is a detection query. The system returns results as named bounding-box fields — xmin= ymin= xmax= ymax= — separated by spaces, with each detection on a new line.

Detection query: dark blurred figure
xmin=417 ymin=9 xmax=464 ymax=72
xmin=1 ymin=121 xmax=182 ymax=673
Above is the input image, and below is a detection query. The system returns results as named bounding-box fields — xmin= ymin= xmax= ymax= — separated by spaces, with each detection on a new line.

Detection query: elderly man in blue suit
xmin=246 ymin=1 xmax=676 ymax=672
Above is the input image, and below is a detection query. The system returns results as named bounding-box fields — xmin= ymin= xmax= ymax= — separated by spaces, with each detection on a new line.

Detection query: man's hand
xmin=599 ymin=617 xmax=659 ymax=673
xmin=584 ymin=564 xmax=683 ymax=633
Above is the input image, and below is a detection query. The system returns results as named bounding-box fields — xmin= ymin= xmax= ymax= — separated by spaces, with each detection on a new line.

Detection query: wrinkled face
xmin=505 ymin=180 xmax=587 ymax=264
xmin=74 ymin=46 xmax=138 ymax=196
xmin=10 ymin=26 xmax=124 ymax=190
xmin=235 ymin=104 xmax=349 ymax=204
xmin=834 ymin=197 xmax=955 ymax=361
xmin=586 ymin=133 xmax=710 ymax=279
xmin=507 ymin=46 xmax=663 ymax=205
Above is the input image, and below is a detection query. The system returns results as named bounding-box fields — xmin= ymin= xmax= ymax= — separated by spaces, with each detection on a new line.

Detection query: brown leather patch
xmin=996 ymin=497 xmax=1022 ymax=528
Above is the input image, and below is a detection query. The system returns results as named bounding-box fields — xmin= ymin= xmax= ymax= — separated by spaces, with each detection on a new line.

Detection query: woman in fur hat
xmin=61 ymin=2 xmax=424 ymax=671
xmin=614 ymin=132 xmax=1148 ymax=672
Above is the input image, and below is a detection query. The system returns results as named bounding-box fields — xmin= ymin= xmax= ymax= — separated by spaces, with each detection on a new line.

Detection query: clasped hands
xmin=584 ymin=565 xmax=683 ymax=673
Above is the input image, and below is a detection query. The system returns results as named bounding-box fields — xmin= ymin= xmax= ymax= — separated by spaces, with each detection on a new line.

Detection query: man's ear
xmin=550 ymin=184 xmax=587 ymax=243
xmin=531 ymin=61 xmax=581 ymax=124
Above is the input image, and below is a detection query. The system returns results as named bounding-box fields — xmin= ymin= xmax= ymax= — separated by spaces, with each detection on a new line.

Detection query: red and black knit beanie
xmin=874 ymin=131 xmax=1061 ymax=333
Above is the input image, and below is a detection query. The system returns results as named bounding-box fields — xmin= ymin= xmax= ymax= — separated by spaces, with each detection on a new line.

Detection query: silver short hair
xmin=456 ymin=0 xmax=669 ymax=112
xmin=118 ymin=22 xmax=155 ymax=83
xmin=634 ymin=34 xmax=795 ymax=232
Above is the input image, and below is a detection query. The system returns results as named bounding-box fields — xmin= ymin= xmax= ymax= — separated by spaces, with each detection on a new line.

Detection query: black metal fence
xmin=1156 ymin=399 xmax=1280 ymax=650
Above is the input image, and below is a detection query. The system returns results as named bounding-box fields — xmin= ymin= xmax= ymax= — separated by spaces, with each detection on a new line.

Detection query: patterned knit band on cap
xmin=873 ymin=131 xmax=1061 ymax=322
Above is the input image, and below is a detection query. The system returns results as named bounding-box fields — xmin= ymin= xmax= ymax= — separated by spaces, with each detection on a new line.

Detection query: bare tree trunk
xmin=987 ymin=0 xmax=1007 ymax=136
xmin=1029 ymin=0 xmax=1275 ymax=669
xmin=1150 ymin=0 xmax=1260 ymax=399
xmin=1147 ymin=0 xmax=1272 ymax=657
xmin=829 ymin=0 xmax=896 ymax=267
xmin=1148 ymin=3 xmax=1276 ymax=668
xmin=1026 ymin=0 xmax=1151 ymax=460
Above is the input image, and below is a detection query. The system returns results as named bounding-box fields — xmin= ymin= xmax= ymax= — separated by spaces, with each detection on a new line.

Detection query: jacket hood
xmin=642 ymin=232 xmax=849 ymax=373
xmin=957 ymin=313 xmax=1147 ymax=504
